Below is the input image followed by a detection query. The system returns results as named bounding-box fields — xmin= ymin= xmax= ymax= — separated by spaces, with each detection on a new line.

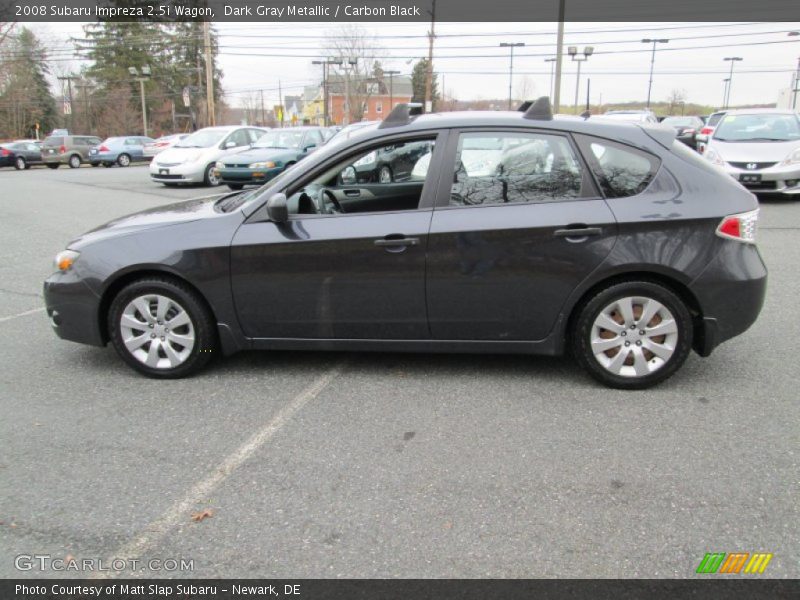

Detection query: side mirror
xmin=224 ymin=140 xmax=237 ymax=148
xmin=304 ymin=144 xmax=317 ymax=153
xmin=341 ymin=166 xmax=357 ymax=185
xmin=267 ymin=193 xmax=289 ymax=223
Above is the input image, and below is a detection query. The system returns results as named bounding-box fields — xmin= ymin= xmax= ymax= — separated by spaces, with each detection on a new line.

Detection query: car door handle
xmin=343 ymin=189 xmax=361 ymax=197
xmin=553 ymin=226 xmax=602 ymax=238
xmin=374 ymin=236 xmax=420 ymax=247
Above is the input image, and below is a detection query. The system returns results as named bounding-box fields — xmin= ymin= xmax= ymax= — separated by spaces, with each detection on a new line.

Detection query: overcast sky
xmin=29 ymin=21 xmax=800 ymax=110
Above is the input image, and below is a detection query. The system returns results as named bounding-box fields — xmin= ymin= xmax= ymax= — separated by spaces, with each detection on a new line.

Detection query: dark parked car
xmin=0 ymin=141 xmax=43 ymax=169
xmin=347 ymin=138 xmax=435 ymax=184
xmin=661 ymin=116 xmax=705 ymax=149
xmin=44 ymin=99 xmax=767 ymax=389
xmin=215 ymin=127 xmax=326 ymax=190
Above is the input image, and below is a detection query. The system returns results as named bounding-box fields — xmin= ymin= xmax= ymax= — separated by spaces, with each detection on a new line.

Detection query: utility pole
xmin=586 ymin=78 xmax=590 ymax=111
xmin=260 ymin=89 xmax=265 ymax=126
xmin=278 ymin=79 xmax=283 ymax=128
xmin=384 ymin=69 xmax=400 ymax=111
xmin=792 ymin=55 xmax=800 ymax=110
xmin=553 ymin=0 xmax=565 ymax=113
xmin=642 ymin=38 xmax=669 ymax=110
xmin=75 ymin=82 xmax=92 ymax=133
xmin=545 ymin=57 xmax=557 ymax=101
xmin=500 ymin=42 xmax=525 ymax=110
xmin=723 ymin=56 xmax=743 ymax=109
xmin=313 ymin=58 xmax=342 ymax=126
xmin=424 ymin=0 xmax=436 ymax=112
xmin=203 ymin=21 xmax=216 ymax=126
xmin=128 ymin=66 xmax=151 ymax=136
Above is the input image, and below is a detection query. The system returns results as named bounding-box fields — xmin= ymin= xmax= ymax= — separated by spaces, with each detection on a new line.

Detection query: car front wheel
xmin=203 ymin=163 xmax=220 ymax=186
xmin=108 ymin=277 xmax=216 ymax=378
xmin=14 ymin=157 xmax=26 ymax=170
xmin=571 ymin=281 xmax=693 ymax=389
xmin=117 ymin=153 xmax=131 ymax=167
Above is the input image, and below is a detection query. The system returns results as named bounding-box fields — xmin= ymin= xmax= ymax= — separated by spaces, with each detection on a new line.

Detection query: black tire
xmin=203 ymin=163 xmax=220 ymax=186
xmin=90 ymin=162 xmax=100 ymax=167
xmin=571 ymin=280 xmax=693 ymax=390
xmin=162 ymin=183 xmax=179 ymax=187
xmin=68 ymin=155 xmax=81 ymax=169
xmin=102 ymin=162 xmax=113 ymax=167
xmin=14 ymin=157 xmax=26 ymax=170
xmin=46 ymin=163 xmax=59 ymax=169
xmin=378 ymin=165 xmax=393 ymax=183
xmin=227 ymin=183 xmax=244 ymax=190
xmin=117 ymin=153 xmax=131 ymax=167
xmin=107 ymin=277 xmax=217 ymax=379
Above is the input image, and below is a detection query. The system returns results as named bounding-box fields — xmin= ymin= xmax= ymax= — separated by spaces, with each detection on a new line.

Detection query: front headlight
xmin=780 ymin=148 xmax=800 ymax=166
xmin=53 ymin=250 xmax=80 ymax=272
xmin=248 ymin=161 xmax=277 ymax=169
xmin=704 ymin=148 xmax=725 ymax=166
xmin=353 ymin=151 xmax=377 ymax=167
xmin=215 ymin=161 xmax=224 ymax=169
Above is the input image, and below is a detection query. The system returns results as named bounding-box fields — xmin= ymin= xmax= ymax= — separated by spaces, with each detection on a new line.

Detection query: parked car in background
xmin=215 ymin=126 xmax=326 ymax=190
xmin=696 ymin=110 xmax=727 ymax=154
xmin=48 ymin=129 xmax=69 ymax=137
xmin=45 ymin=100 xmax=766 ymax=389
xmin=150 ymin=126 xmax=268 ymax=186
xmin=348 ymin=138 xmax=435 ymax=183
xmin=42 ymin=135 xmax=102 ymax=169
xmin=601 ymin=110 xmax=659 ymax=124
xmin=704 ymin=109 xmax=800 ymax=196
xmin=89 ymin=136 xmax=154 ymax=167
xmin=661 ymin=116 xmax=705 ymax=149
xmin=143 ymin=134 xmax=190 ymax=158
xmin=0 ymin=141 xmax=43 ymax=170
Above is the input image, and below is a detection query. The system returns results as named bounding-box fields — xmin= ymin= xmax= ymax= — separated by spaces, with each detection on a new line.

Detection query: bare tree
xmin=324 ymin=25 xmax=385 ymax=123
xmin=515 ymin=76 xmax=537 ymax=103
xmin=667 ymin=88 xmax=687 ymax=115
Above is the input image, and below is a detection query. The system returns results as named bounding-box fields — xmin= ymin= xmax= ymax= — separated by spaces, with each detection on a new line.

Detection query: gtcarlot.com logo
xmin=696 ymin=552 xmax=773 ymax=574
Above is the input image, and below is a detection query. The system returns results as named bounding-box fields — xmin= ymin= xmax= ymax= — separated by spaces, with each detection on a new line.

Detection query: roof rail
xmin=379 ymin=102 xmax=424 ymax=129
xmin=521 ymin=96 xmax=553 ymax=121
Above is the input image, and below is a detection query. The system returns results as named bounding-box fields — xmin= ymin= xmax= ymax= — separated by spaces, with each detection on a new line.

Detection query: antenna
xmin=522 ymin=96 xmax=553 ymax=121
xmin=379 ymin=103 xmax=424 ymax=129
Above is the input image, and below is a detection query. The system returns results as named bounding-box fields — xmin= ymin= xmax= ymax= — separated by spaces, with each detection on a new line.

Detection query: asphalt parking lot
xmin=0 ymin=163 xmax=798 ymax=579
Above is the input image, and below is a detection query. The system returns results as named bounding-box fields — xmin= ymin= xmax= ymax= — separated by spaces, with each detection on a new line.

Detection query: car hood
xmin=224 ymin=148 xmax=298 ymax=164
xmin=709 ymin=139 xmax=800 ymax=162
xmin=155 ymin=146 xmax=215 ymax=164
xmin=68 ymin=196 xmax=223 ymax=249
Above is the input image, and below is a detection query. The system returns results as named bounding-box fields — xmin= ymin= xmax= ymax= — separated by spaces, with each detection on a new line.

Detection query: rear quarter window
xmin=44 ymin=137 xmax=64 ymax=146
xmin=575 ymin=135 xmax=660 ymax=198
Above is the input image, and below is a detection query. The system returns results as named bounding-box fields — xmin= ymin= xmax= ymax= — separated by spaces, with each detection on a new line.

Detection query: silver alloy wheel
xmin=206 ymin=164 xmax=220 ymax=185
xmin=119 ymin=294 xmax=195 ymax=369
xmin=15 ymin=157 xmax=25 ymax=170
xmin=378 ymin=166 xmax=392 ymax=183
xmin=590 ymin=296 xmax=679 ymax=378
xmin=118 ymin=153 xmax=131 ymax=167
xmin=69 ymin=155 xmax=80 ymax=168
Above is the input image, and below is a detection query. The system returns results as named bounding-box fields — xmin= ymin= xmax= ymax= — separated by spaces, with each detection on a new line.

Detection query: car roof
xmin=722 ymin=108 xmax=799 ymax=116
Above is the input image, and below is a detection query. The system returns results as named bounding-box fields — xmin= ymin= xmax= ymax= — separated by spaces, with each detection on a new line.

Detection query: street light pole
xmin=722 ymin=78 xmax=730 ymax=109
xmin=500 ymin=42 xmax=525 ymax=110
xmin=128 ymin=65 xmax=151 ymax=136
xmin=553 ymin=0 xmax=565 ymax=112
xmin=545 ymin=58 xmax=556 ymax=101
xmin=312 ymin=58 xmax=342 ymax=126
xmin=569 ymin=45 xmax=593 ymax=115
xmin=642 ymin=38 xmax=668 ymax=110
xmin=723 ymin=57 xmax=743 ymax=109
xmin=384 ymin=69 xmax=401 ymax=111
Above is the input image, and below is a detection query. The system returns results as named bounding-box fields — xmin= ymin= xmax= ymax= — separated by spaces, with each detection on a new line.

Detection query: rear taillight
xmin=0 ymin=148 xmax=9 ymax=157
xmin=58 ymin=145 xmax=66 ymax=153
xmin=98 ymin=145 xmax=109 ymax=152
xmin=716 ymin=209 xmax=758 ymax=243
xmin=700 ymin=127 xmax=713 ymax=135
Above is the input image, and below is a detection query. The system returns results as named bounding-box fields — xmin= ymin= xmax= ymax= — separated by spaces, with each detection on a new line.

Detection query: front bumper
xmin=722 ymin=163 xmax=800 ymax=194
xmin=216 ymin=166 xmax=282 ymax=186
xmin=43 ymin=270 xmax=105 ymax=348
xmin=689 ymin=241 xmax=767 ymax=356
xmin=149 ymin=161 xmax=205 ymax=183
xmin=89 ymin=152 xmax=118 ymax=163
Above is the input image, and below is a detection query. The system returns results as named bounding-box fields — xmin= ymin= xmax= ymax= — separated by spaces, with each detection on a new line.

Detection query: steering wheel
xmin=316 ymin=188 xmax=343 ymax=214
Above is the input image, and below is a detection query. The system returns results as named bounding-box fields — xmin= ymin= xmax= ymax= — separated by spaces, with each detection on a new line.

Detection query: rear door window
xmin=44 ymin=137 xmax=64 ymax=147
xmin=575 ymin=136 xmax=660 ymax=198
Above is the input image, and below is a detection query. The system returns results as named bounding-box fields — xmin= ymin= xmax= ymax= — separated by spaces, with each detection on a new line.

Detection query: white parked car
xmin=600 ymin=110 xmax=659 ymax=124
xmin=704 ymin=109 xmax=800 ymax=196
xmin=143 ymin=134 xmax=189 ymax=158
xmin=149 ymin=126 xmax=268 ymax=186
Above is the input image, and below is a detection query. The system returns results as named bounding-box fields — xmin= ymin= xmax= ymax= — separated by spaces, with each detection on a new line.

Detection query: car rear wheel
xmin=571 ymin=281 xmax=693 ymax=389
xmin=14 ymin=157 xmax=25 ymax=170
xmin=108 ymin=277 xmax=216 ymax=378
xmin=117 ymin=153 xmax=131 ymax=167
xmin=90 ymin=162 xmax=100 ymax=167
xmin=378 ymin=165 xmax=393 ymax=183
xmin=68 ymin=155 xmax=81 ymax=169
xmin=46 ymin=163 xmax=59 ymax=170
xmin=203 ymin=163 xmax=220 ymax=186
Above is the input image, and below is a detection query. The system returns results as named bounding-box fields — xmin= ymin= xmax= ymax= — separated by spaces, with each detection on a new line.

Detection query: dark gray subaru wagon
xmin=44 ymin=99 xmax=766 ymax=388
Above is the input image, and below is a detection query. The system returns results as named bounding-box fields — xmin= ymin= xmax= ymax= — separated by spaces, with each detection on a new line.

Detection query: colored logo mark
xmin=696 ymin=552 xmax=773 ymax=574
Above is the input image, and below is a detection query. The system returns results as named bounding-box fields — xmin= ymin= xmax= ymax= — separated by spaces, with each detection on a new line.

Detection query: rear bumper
xmin=689 ymin=242 xmax=767 ymax=355
xmin=43 ymin=272 xmax=105 ymax=348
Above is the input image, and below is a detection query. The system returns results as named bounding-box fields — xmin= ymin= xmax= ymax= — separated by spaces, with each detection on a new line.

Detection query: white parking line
xmin=93 ymin=360 xmax=347 ymax=579
xmin=0 ymin=307 xmax=45 ymax=323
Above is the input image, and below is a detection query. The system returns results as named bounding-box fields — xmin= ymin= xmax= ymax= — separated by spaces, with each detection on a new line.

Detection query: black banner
xmin=1 ymin=0 xmax=799 ymax=22
xmin=3 ymin=579 xmax=800 ymax=600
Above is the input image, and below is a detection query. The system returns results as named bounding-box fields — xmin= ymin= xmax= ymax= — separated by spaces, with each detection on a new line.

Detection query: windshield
xmin=714 ymin=114 xmax=800 ymax=142
xmin=254 ymin=130 xmax=304 ymax=149
xmin=174 ymin=129 xmax=226 ymax=148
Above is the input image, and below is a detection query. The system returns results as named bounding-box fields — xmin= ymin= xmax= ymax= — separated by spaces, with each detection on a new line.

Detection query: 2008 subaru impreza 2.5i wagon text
xmin=44 ymin=99 xmax=767 ymax=389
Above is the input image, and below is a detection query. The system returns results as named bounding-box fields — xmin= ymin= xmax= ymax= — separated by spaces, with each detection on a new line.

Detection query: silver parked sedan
xmin=704 ymin=109 xmax=800 ymax=196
